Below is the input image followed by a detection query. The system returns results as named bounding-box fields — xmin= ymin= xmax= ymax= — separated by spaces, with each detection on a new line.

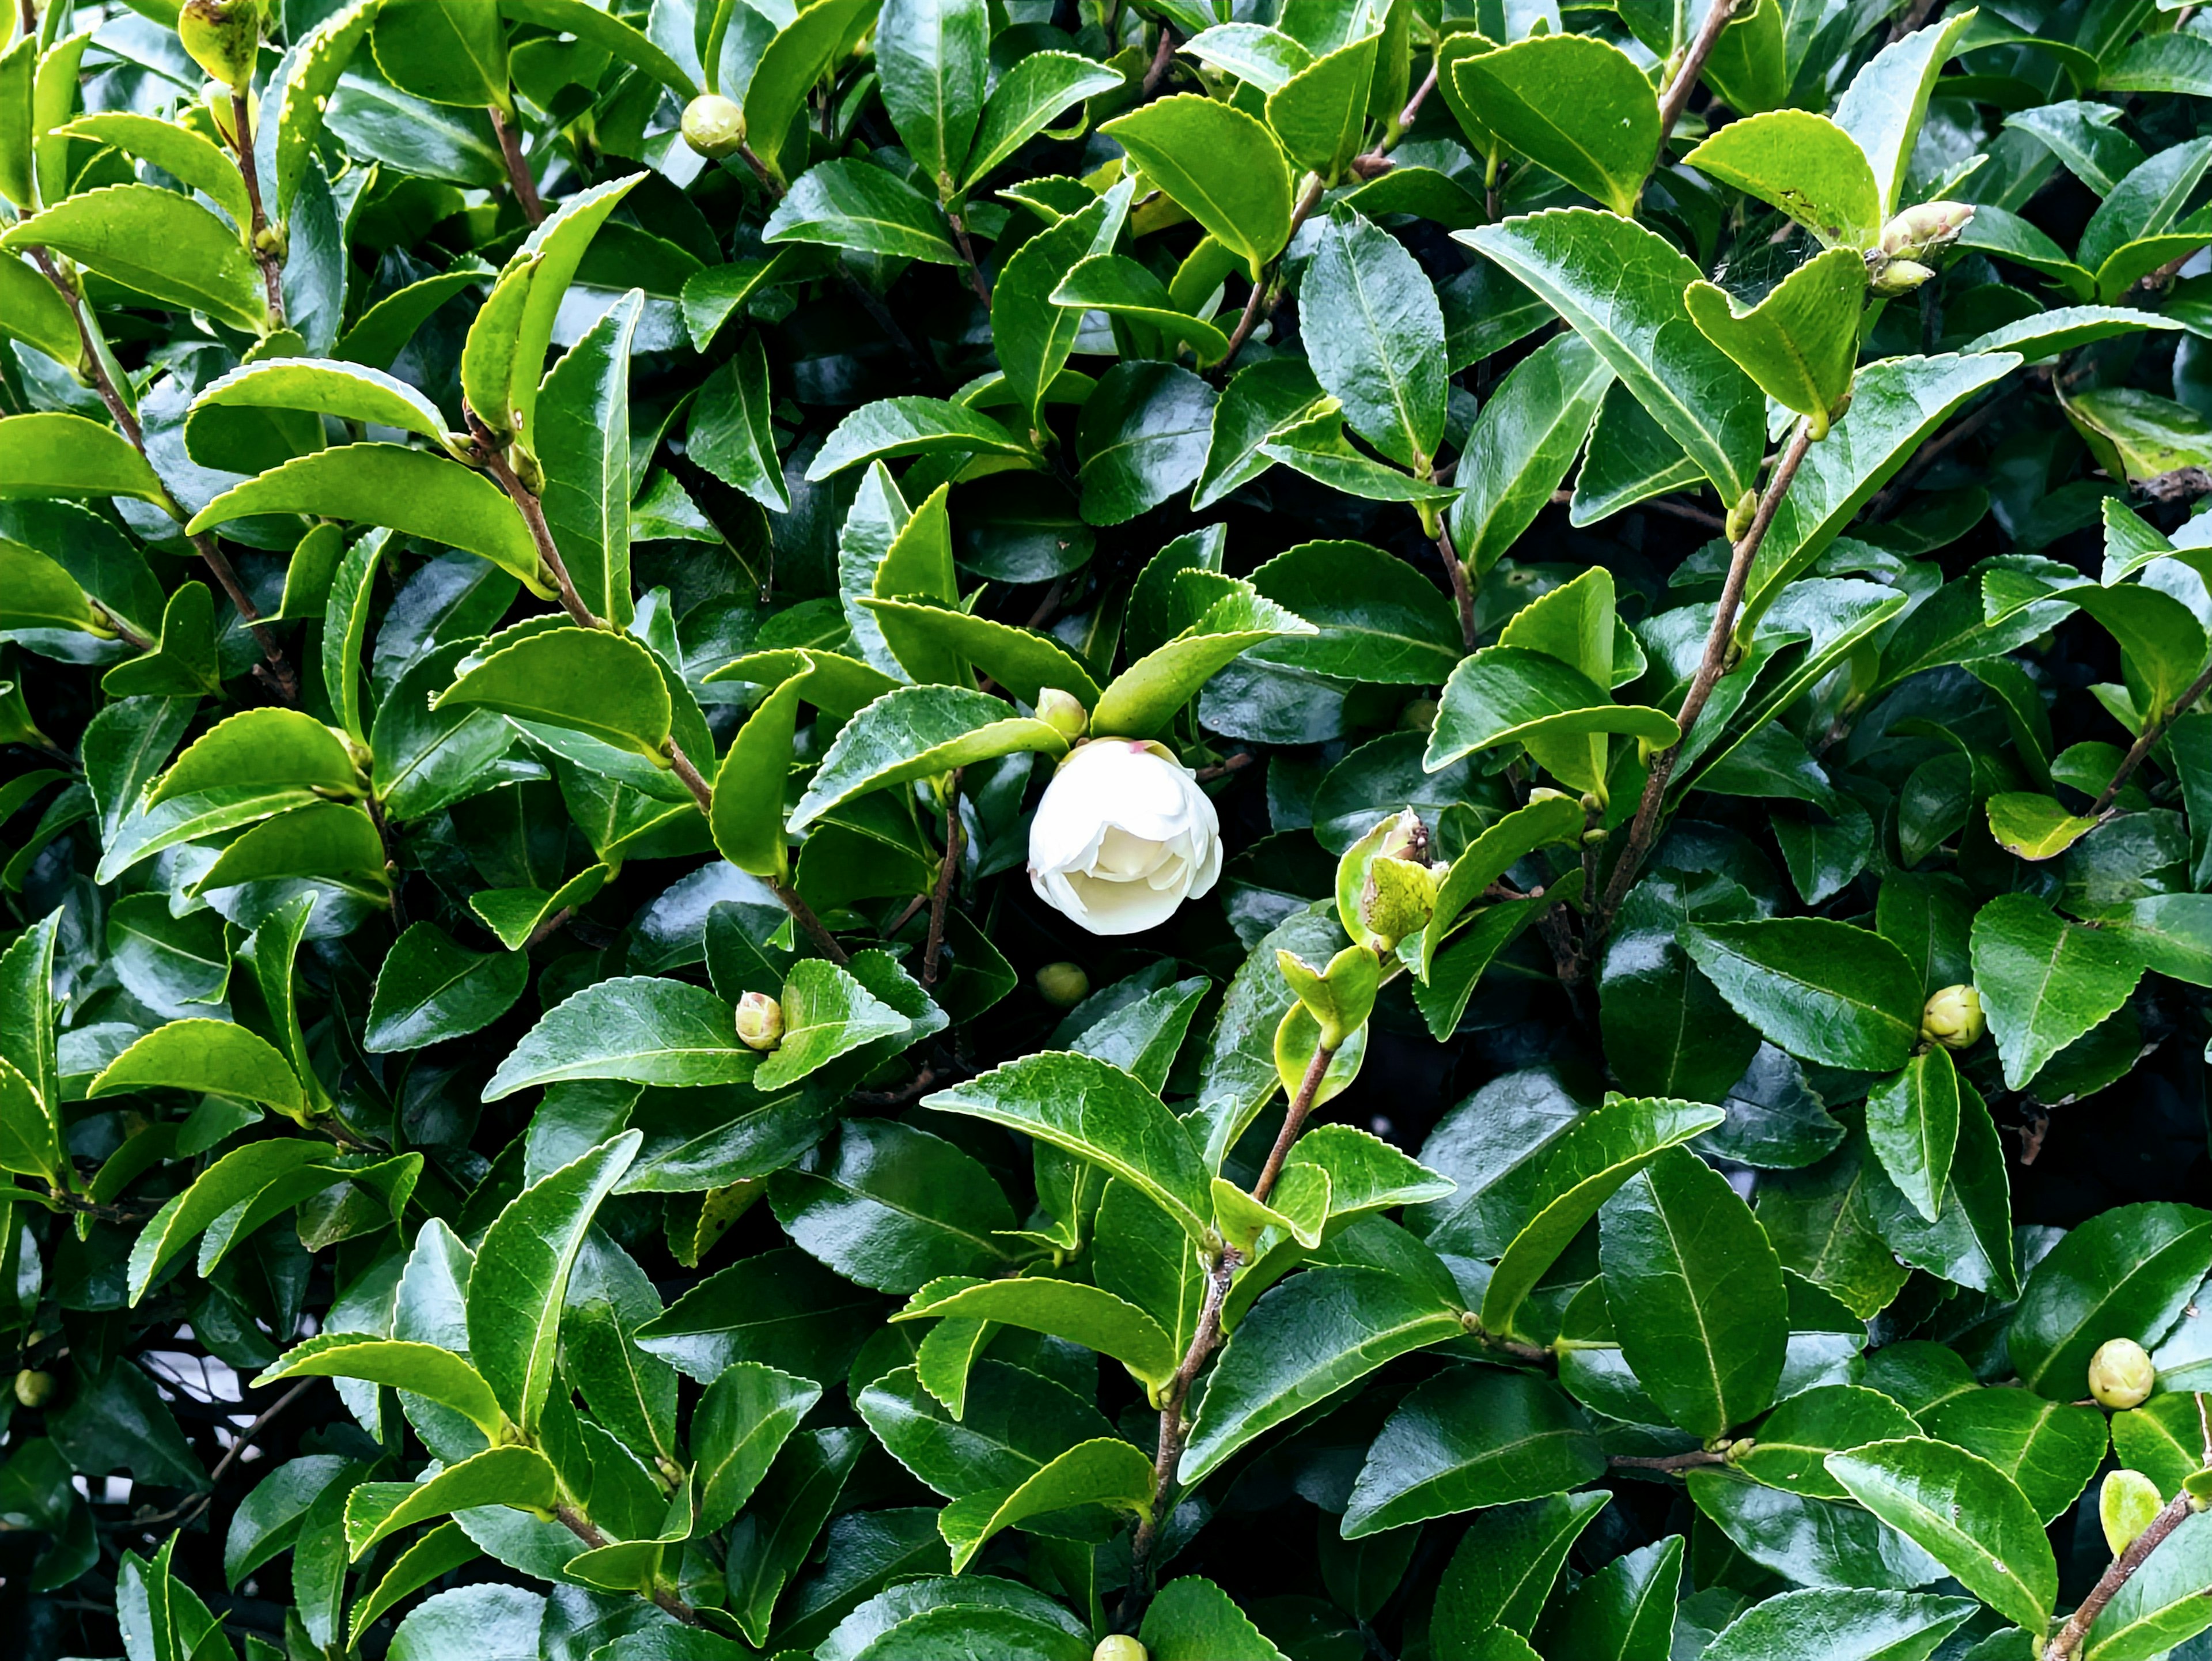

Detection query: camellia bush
xmin=20 ymin=0 xmax=2212 ymax=1654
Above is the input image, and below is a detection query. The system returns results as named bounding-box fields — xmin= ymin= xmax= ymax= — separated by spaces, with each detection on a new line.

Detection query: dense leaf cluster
xmin=12 ymin=0 xmax=2212 ymax=1655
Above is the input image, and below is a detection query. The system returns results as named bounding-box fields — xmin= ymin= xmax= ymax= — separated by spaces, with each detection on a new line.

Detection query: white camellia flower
xmin=1028 ymin=740 xmax=1222 ymax=936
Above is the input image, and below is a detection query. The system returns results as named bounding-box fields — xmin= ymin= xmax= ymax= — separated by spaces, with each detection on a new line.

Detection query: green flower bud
xmin=1869 ymin=257 xmax=1936 ymax=297
xmin=2089 ymin=1337 xmax=2156 ymax=1410
xmin=1036 ymin=961 xmax=1089 ymax=1008
xmin=1035 ymin=687 xmax=1090 ymax=743
xmin=179 ymin=0 xmax=263 ymax=92
xmin=13 ymin=1368 xmax=52 ymax=1408
xmin=1880 ymin=200 xmax=1975 ymax=262
xmin=1921 ymin=983 xmax=1984 ymax=1050
xmin=1094 ymin=1639 xmax=1148 ymax=1661
xmin=734 ymin=991 xmax=783 ymax=1050
xmin=681 ymin=93 xmax=748 ymax=159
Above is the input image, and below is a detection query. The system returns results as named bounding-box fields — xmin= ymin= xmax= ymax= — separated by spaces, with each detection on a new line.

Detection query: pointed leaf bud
xmin=1880 ymin=200 xmax=1974 ymax=262
xmin=734 ymin=991 xmax=784 ymax=1050
xmin=1869 ymin=257 xmax=1936 ymax=297
xmin=681 ymin=93 xmax=748 ymax=159
xmin=179 ymin=0 xmax=263 ymax=92
xmin=2089 ymin=1338 xmax=2156 ymax=1409
xmin=1035 ymin=687 xmax=1090 ymax=743
xmin=1921 ymin=983 xmax=1984 ymax=1049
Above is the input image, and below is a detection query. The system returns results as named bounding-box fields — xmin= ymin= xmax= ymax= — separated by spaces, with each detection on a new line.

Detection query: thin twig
xmin=1253 ymin=1040 xmax=1335 ymax=1206
xmin=2091 ymin=655 xmax=2212 ymax=814
xmin=2046 ymin=1494 xmax=2199 ymax=1660
xmin=230 ymin=91 xmax=285 ymax=326
xmin=1866 ymin=395 xmax=2002 ymax=519
xmin=1139 ymin=25 xmax=1177 ymax=97
xmin=1654 ymin=0 xmax=1736 ymax=161
xmin=922 ymin=770 xmax=963 ymax=987
xmin=136 ymin=1379 xmax=317 ymax=1531
xmin=554 ymin=1505 xmax=704 ymax=1628
xmin=1437 ymin=516 xmax=1476 ymax=651
xmin=1218 ymin=173 xmax=1327 ymax=372
xmin=1125 ymin=1246 xmax=1237 ymax=1607
xmin=1593 ymin=418 xmax=1817 ymax=940
xmin=948 ymin=213 xmax=991 ymax=305
xmin=467 ymin=409 xmax=592 ymax=625
xmin=1193 ymin=751 xmax=1254 ymax=784
xmin=1609 ymin=1447 xmax=1728 ymax=1473
xmin=1643 ymin=494 xmax=1726 ymax=531
xmin=488 ymin=104 xmax=545 ymax=225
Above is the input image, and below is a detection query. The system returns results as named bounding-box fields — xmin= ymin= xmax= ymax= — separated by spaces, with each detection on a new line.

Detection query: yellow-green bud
xmin=179 ymin=0 xmax=263 ymax=92
xmin=734 ymin=991 xmax=783 ymax=1050
xmin=1921 ymin=983 xmax=1984 ymax=1050
xmin=1880 ymin=200 xmax=1974 ymax=262
xmin=1036 ymin=961 xmax=1089 ymax=1008
xmin=1035 ymin=688 xmax=1090 ymax=743
xmin=1094 ymin=1639 xmax=1148 ymax=1661
xmin=13 ymin=1368 xmax=53 ymax=1408
xmin=681 ymin=93 xmax=748 ymax=159
xmin=1869 ymin=257 xmax=1936 ymax=297
xmin=1359 ymin=854 xmax=1440 ymax=954
xmin=1398 ymin=697 xmax=1438 ymax=733
xmin=1725 ymin=488 xmax=1759 ymax=542
xmin=2089 ymin=1338 xmax=2157 ymax=1410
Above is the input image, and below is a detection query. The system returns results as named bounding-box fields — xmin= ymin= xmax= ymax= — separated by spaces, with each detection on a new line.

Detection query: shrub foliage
xmin=9 ymin=0 xmax=2212 ymax=1655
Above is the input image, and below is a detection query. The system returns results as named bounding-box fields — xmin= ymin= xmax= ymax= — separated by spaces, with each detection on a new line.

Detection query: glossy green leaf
xmin=484 ymin=978 xmax=756 ymax=1100
xmin=1100 ymin=94 xmax=1294 ymax=282
xmin=1456 ymin=35 xmax=1658 ymax=218
xmin=1971 ymin=893 xmax=2147 ymax=1091
xmin=365 ymin=923 xmax=528 ymax=1053
xmin=0 ymin=186 xmax=266 ymax=332
xmin=1683 ymin=918 xmax=1922 ymax=1072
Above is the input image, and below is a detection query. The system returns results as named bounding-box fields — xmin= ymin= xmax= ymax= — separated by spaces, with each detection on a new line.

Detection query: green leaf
xmin=435 ymin=626 xmax=673 ymax=759
xmin=692 ymin=1362 xmax=823 ymax=1534
xmin=0 ymin=537 xmax=107 ymax=635
xmin=90 ymin=1019 xmax=302 ymax=1116
xmin=808 ymin=397 xmax=1033 ymax=479
xmin=484 ymin=977 xmax=756 ymax=1100
xmin=1302 ymin=207 xmax=1448 ymax=472
xmin=876 ymin=0 xmax=988 ymax=191
xmin=1266 ymin=33 xmax=1378 ymax=181
xmin=254 ymin=1335 xmax=506 ymax=1438
xmin=1422 ymin=794 xmax=1587 ymax=981
xmin=1684 ymin=110 xmax=1885 ymax=248
xmin=365 ymin=922 xmax=528 ymax=1053
xmin=1865 ymin=1045 xmax=1960 ymax=1225
xmin=123 ymin=1137 xmax=326 ymax=1302
xmin=1050 ymin=255 xmax=1231 ymax=366
xmin=274 ymin=0 xmax=381 ymax=221
xmin=0 ymin=185 xmax=266 ymax=332
xmin=344 ymin=1446 xmax=558 ymax=1560
xmin=1139 ymin=1576 xmax=1291 ymax=1661
xmin=188 ymin=445 xmax=550 ymax=597
xmin=1078 ymin=360 xmax=1220 ymax=526
xmin=1683 ymin=918 xmax=1922 ymax=1072
xmin=1340 ymin=1365 xmax=1607 ymax=1537
xmin=2007 ymin=1201 xmax=2212 ymax=1399
xmin=994 ymin=181 xmax=1130 ymax=430
xmin=1181 ymin=1264 xmax=1463 ymax=1484
xmin=1701 ymin=1590 xmax=1978 ymax=1661
xmin=2063 ymin=387 xmax=2212 ymax=483
xmin=893 ymin=1274 xmax=1177 ymax=1389
xmin=1920 ymin=1387 xmax=2105 ymax=1525
xmin=1242 ymin=540 xmax=1460 ymax=685
xmin=1482 ymin=1094 xmax=1725 ymax=1338
xmin=1970 ymin=894 xmax=2146 ymax=1091
xmin=858 ymin=1359 xmax=1115 ymax=1500
xmin=753 ymin=962 xmax=914 ymax=1092
xmin=1831 ymin=10 xmax=1980 ymax=215
xmin=764 ymin=160 xmax=960 ymax=265
xmin=862 ymin=599 xmax=1103 ymax=706
xmin=497 ymin=0 xmax=695 ymax=93
xmin=503 ymin=175 xmax=644 ymax=450
xmin=1456 ymin=35 xmax=1659 ymax=218
xmin=535 ymin=291 xmax=639 ymax=630
xmin=1825 ymin=1438 xmax=2056 ymax=1634
xmin=52 ymin=113 xmax=249 ymax=229
xmin=465 ymin=1129 xmax=641 ymax=1432
xmin=925 ymin=1051 xmax=1213 ymax=1247
xmin=687 ymin=332 xmax=790 ymax=515
xmin=1541 ymin=1534 xmax=1681 ymax=1660
xmin=1733 ymin=1384 xmax=1925 ymax=1500
xmin=1094 ymin=583 xmax=1313 ymax=739
xmin=1461 ymin=208 xmax=1763 ymax=505
xmin=938 ymin=1437 xmax=1154 ymax=1573
xmin=0 ymin=253 xmax=81 ymax=370
xmin=742 ymin=0 xmax=880 ymax=181
xmin=370 ymin=0 xmax=510 ymax=108
xmin=1684 ymin=247 xmax=1867 ymax=432
xmin=1425 ymin=646 xmax=1679 ymax=792
xmin=0 ymin=412 xmax=168 ymax=505
xmin=1100 ymin=94 xmax=1294 ymax=282
xmin=1450 ymin=331 xmax=1614 ymax=577
xmin=346 ymin=1524 xmax=480 ymax=1649
xmin=2085 ymin=1506 xmax=2212 ymax=1660
xmin=1688 ymin=1464 xmax=1941 ymax=1590
xmin=1432 ymin=1492 xmax=1611 ymax=1644
xmin=151 ymin=707 xmax=361 ymax=807
xmin=1601 ymin=1145 xmax=1788 ymax=1438
xmin=188 ymin=357 xmax=456 ymax=462
xmin=1985 ymin=792 xmax=2103 ymax=861
xmin=961 ymin=53 xmax=1123 ymax=189
xmin=788 ymin=685 xmax=1065 ymax=832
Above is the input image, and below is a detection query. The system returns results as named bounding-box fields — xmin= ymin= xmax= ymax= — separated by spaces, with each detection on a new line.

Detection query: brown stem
xmin=1610 ymin=1447 xmax=1728 ymax=1473
xmin=1253 ymin=1039 xmax=1335 ymax=1206
xmin=665 ymin=741 xmax=847 ymax=964
xmin=948 ymin=212 xmax=991 ymax=305
xmin=230 ymin=90 xmax=285 ymax=327
xmin=1397 ymin=60 xmax=1441 ymax=134
xmin=1593 ymin=418 xmax=1816 ymax=939
xmin=554 ymin=1505 xmax=705 ymax=1628
xmin=1192 ymin=751 xmax=1255 ymax=784
xmin=1218 ymin=173 xmax=1328 ymax=373
xmin=2046 ymin=1495 xmax=2198 ymax=1660
xmin=922 ymin=771 xmax=963 ymax=986
xmin=1654 ymin=0 xmax=1736 ymax=161
xmin=489 ymin=104 xmax=545 ymax=225
xmin=133 ymin=1379 xmax=319 ymax=1530
xmin=2090 ymin=654 xmax=2212 ymax=814
xmin=89 ymin=597 xmax=153 ymax=652
xmin=1126 ymin=1246 xmax=1237 ymax=1606
xmin=468 ymin=408 xmax=595 ymax=625
xmin=31 ymin=251 xmax=297 ymax=697
xmin=736 ymin=143 xmax=786 ymax=198
xmin=1139 ymin=25 xmax=1177 ymax=96
xmin=1437 ymin=516 xmax=1476 ymax=651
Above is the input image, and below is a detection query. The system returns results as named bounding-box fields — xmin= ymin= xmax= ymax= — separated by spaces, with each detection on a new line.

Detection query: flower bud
xmin=1869 ymin=258 xmax=1936 ymax=297
xmin=1921 ymin=983 xmax=1984 ymax=1049
xmin=681 ymin=93 xmax=748 ymax=159
xmin=1036 ymin=961 xmax=1089 ymax=1008
xmin=179 ymin=0 xmax=263 ymax=92
xmin=2089 ymin=1337 xmax=2156 ymax=1409
xmin=1094 ymin=1639 xmax=1147 ymax=1661
xmin=734 ymin=992 xmax=784 ymax=1050
xmin=1035 ymin=688 xmax=1090 ymax=743
xmin=13 ymin=1369 xmax=52 ymax=1408
xmin=1880 ymin=200 xmax=1974 ymax=262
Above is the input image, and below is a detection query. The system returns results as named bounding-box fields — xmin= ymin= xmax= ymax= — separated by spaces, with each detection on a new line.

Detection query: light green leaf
xmin=344 ymin=1446 xmax=558 ymax=1560
xmin=484 ymin=978 xmax=756 ymax=1100
xmin=0 ymin=185 xmax=266 ymax=332
xmin=1100 ymin=93 xmax=1294 ymax=282
xmin=435 ymin=626 xmax=673 ymax=759
xmin=90 ymin=1019 xmax=302 ymax=1116
xmin=0 ymin=413 xmax=169 ymax=505
xmin=787 ymin=684 xmax=1066 ymax=832
xmin=1455 ymin=35 xmax=1658 ymax=218
xmin=893 ymin=1274 xmax=1177 ymax=1389
xmin=1969 ymin=894 xmax=2146 ymax=1091
xmin=1684 ymin=110 xmax=1885 ymax=248
xmin=1684 ymin=247 xmax=1867 ymax=432
xmin=254 ymin=1335 xmax=506 ymax=1437
xmin=1302 ymin=206 xmax=1448 ymax=472
xmin=1683 ymin=918 xmax=1923 ymax=1072
xmin=938 ymin=1437 xmax=1154 ymax=1573
xmin=1865 ymin=1045 xmax=1960 ymax=1225
xmin=753 ymin=960 xmax=912 ymax=1091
